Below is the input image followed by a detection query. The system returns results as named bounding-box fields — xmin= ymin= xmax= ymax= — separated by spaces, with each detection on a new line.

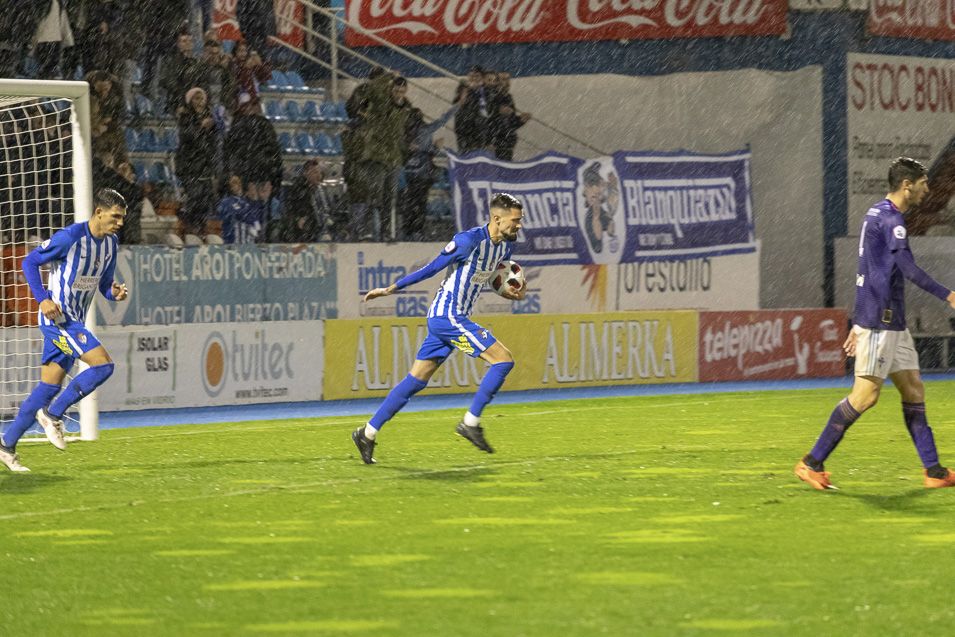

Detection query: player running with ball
xmin=354 ymin=193 xmax=525 ymax=464
xmin=0 ymin=189 xmax=129 ymax=472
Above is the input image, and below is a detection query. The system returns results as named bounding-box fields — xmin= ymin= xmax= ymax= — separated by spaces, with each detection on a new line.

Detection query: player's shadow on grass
xmin=835 ymin=488 xmax=936 ymax=512
xmin=0 ymin=473 xmax=70 ymax=494
xmin=380 ymin=464 xmax=496 ymax=482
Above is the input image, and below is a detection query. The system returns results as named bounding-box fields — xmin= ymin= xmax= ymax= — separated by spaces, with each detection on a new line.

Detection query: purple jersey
xmin=854 ymin=199 xmax=949 ymax=330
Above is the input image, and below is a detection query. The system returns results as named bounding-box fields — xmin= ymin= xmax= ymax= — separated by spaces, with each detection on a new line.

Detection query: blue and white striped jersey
xmin=24 ymin=222 xmax=118 ymax=326
xmin=428 ymin=226 xmax=512 ymax=318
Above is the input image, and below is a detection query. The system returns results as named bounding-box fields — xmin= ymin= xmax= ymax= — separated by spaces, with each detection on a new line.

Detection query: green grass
xmin=4 ymin=383 xmax=955 ymax=636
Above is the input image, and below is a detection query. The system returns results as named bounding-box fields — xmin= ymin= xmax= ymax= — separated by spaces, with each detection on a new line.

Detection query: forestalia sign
xmin=344 ymin=0 xmax=788 ymax=46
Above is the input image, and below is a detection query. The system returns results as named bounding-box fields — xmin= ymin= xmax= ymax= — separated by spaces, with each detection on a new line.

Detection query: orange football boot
xmin=794 ymin=460 xmax=836 ymax=490
xmin=924 ymin=467 xmax=955 ymax=488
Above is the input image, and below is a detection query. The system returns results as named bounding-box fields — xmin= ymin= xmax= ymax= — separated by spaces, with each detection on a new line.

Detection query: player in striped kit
xmin=354 ymin=193 xmax=525 ymax=464
xmin=0 ymin=189 xmax=129 ymax=472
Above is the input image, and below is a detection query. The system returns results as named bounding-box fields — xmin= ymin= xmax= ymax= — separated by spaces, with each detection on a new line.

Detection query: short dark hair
xmin=392 ymin=76 xmax=407 ymax=87
xmin=888 ymin=157 xmax=927 ymax=190
xmin=369 ymin=66 xmax=386 ymax=80
xmin=490 ymin=192 xmax=522 ymax=211
xmin=94 ymin=188 xmax=127 ymax=210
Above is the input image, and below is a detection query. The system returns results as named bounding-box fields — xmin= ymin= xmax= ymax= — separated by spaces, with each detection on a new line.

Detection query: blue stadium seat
xmin=131 ymin=65 xmax=143 ymax=85
xmin=278 ymin=132 xmax=298 ymax=154
xmin=133 ymin=161 xmax=148 ymax=182
xmin=160 ymin=128 xmax=178 ymax=151
xmin=139 ymin=128 xmax=160 ymax=152
xmin=295 ymin=132 xmax=316 ymax=155
xmin=331 ymin=133 xmax=343 ymax=155
xmin=285 ymin=100 xmax=303 ymax=122
xmin=317 ymin=101 xmax=336 ymax=123
xmin=314 ymin=132 xmax=335 ymax=156
xmin=266 ymin=70 xmax=292 ymax=91
xmin=302 ymin=100 xmax=320 ymax=122
xmin=264 ymin=99 xmax=287 ymax=121
xmin=152 ymin=162 xmax=172 ymax=183
xmin=125 ymin=128 xmax=140 ymax=152
xmin=334 ymin=101 xmax=348 ymax=122
xmin=286 ymin=71 xmax=310 ymax=93
xmin=134 ymin=94 xmax=154 ymax=118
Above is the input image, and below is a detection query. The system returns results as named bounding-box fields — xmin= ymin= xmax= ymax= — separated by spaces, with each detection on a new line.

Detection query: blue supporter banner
xmin=95 ymin=244 xmax=338 ymax=326
xmin=448 ymin=149 xmax=756 ymax=266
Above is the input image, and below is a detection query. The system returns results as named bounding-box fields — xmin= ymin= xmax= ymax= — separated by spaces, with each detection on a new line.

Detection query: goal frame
xmin=0 ymin=79 xmax=97 ymax=441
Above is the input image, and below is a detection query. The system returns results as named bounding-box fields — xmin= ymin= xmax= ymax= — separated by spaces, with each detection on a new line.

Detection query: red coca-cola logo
xmin=346 ymin=0 xmax=785 ymax=43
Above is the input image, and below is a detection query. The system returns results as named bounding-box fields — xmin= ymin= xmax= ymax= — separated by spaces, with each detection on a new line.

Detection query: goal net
xmin=0 ymin=80 xmax=97 ymax=442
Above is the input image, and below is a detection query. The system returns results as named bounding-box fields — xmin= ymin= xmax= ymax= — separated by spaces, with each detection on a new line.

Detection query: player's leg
xmin=0 ymin=362 xmax=69 ymax=472
xmin=42 ymin=345 xmax=115 ymax=423
xmin=796 ymin=327 xmax=889 ymax=489
xmin=888 ymin=331 xmax=955 ymax=486
xmin=352 ymin=329 xmax=450 ymax=464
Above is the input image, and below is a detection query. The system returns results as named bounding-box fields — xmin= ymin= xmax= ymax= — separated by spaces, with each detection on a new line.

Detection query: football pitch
xmin=4 ymin=383 xmax=955 ymax=636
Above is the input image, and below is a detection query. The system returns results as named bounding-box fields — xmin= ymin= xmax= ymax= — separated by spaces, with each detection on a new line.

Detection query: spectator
xmin=80 ymin=11 xmax=125 ymax=77
xmin=200 ymin=38 xmax=237 ymax=115
xmin=270 ymin=159 xmax=341 ymax=242
xmin=86 ymin=70 xmax=127 ymax=163
xmin=175 ymin=87 xmax=219 ymax=238
xmin=236 ymin=0 xmax=276 ymax=58
xmin=401 ymin=97 xmax=461 ymax=241
xmin=490 ymin=72 xmax=531 ymax=161
xmin=132 ymin=0 xmax=190 ymax=100
xmin=0 ymin=1 xmax=39 ymax=78
xmin=230 ymin=39 xmax=272 ymax=111
xmin=160 ymin=31 xmax=207 ymax=115
xmin=33 ymin=0 xmax=75 ymax=79
xmin=350 ymin=73 xmax=411 ymax=240
xmin=453 ymin=65 xmax=490 ymax=154
xmin=342 ymin=66 xmax=386 ymax=230
xmin=217 ymin=174 xmax=261 ymax=244
xmin=92 ymin=149 xmax=143 ymax=243
xmin=224 ymin=94 xmax=283 ymax=195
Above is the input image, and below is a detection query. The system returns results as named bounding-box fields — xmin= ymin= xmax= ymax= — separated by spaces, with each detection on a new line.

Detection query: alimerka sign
xmin=344 ymin=0 xmax=788 ymax=46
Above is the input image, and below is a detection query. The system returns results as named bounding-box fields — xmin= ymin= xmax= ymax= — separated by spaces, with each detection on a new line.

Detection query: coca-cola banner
xmin=698 ymin=309 xmax=848 ymax=382
xmin=213 ymin=0 xmax=305 ymax=47
xmin=867 ymin=0 xmax=955 ymax=40
xmin=449 ymin=149 xmax=757 ymax=266
xmin=344 ymin=0 xmax=788 ymax=46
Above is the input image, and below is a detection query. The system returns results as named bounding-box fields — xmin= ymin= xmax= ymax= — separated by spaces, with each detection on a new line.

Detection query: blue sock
xmin=3 ymin=382 xmax=60 ymax=449
xmin=48 ymin=363 xmax=115 ymax=419
xmin=809 ymin=397 xmax=861 ymax=464
xmin=469 ymin=362 xmax=515 ymax=418
xmin=902 ymin=402 xmax=940 ymax=468
xmin=368 ymin=374 xmax=428 ymax=430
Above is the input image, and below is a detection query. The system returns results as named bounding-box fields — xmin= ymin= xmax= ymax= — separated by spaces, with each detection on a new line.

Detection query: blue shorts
xmin=39 ymin=321 xmax=102 ymax=371
xmin=416 ymin=315 xmax=497 ymax=362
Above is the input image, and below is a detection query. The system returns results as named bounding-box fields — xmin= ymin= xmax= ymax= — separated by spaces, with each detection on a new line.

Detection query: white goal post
xmin=0 ymin=78 xmax=97 ymax=441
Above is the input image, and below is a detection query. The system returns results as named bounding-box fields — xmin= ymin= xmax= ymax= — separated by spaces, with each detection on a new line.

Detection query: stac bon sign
xmin=344 ymin=0 xmax=788 ymax=46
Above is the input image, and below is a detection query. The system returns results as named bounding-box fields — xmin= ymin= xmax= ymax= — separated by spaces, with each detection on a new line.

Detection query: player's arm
xmin=22 ymin=229 xmax=76 ymax=320
xmin=364 ymin=236 xmax=474 ymax=302
xmin=97 ymin=244 xmax=128 ymax=302
xmin=894 ymin=248 xmax=955 ymax=308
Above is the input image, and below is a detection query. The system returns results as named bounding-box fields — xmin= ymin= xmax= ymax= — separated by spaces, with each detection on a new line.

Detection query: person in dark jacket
xmin=161 ymin=31 xmax=208 ymax=115
xmin=401 ymin=98 xmax=460 ymax=240
xmin=86 ymin=70 xmax=127 ymax=163
xmin=489 ymin=72 xmax=531 ymax=161
xmin=224 ymin=96 xmax=283 ymax=192
xmin=453 ymin=65 xmax=490 ymax=154
xmin=176 ymin=87 xmax=219 ymax=237
xmin=270 ymin=159 xmax=341 ymax=243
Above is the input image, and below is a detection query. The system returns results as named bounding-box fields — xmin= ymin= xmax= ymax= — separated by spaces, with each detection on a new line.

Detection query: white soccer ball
xmin=491 ymin=260 xmax=525 ymax=297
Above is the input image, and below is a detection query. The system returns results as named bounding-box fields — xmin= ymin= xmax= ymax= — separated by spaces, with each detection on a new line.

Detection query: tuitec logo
xmin=200 ymin=329 xmax=295 ymax=397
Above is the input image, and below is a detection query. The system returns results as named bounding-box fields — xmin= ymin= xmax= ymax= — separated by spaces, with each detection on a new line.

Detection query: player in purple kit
xmin=353 ymin=193 xmax=525 ymax=464
xmin=796 ymin=157 xmax=955 ymax=490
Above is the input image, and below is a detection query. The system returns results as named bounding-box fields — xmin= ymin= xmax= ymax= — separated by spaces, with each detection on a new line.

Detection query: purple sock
xmin=902 ymin=402 xmax=939 ymax=468
xmin=809 ymin=398 xmax=861 ymax=464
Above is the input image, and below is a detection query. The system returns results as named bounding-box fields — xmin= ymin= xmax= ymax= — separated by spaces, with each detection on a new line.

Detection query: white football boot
xmin=0 ymin=444 xmax=30 ymax=472
xmin=36 ymin=408 xmax=67 ymax=450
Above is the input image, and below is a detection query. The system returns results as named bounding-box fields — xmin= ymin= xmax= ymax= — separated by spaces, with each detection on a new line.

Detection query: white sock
xmin=363 ymin=423 xmax=378 ymax=440
xmin=463 ymin=411 xmax=480 ymax=427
